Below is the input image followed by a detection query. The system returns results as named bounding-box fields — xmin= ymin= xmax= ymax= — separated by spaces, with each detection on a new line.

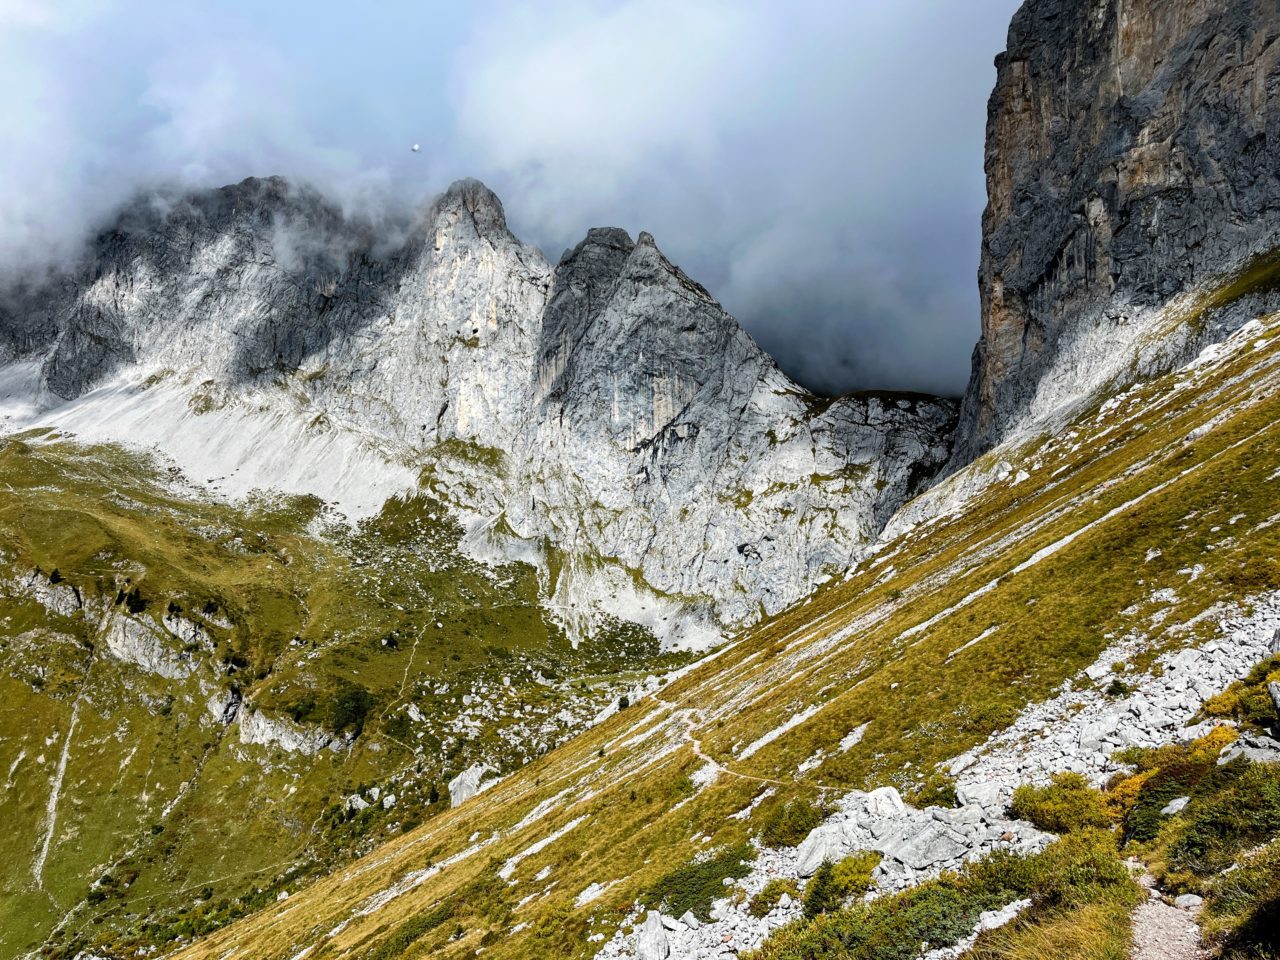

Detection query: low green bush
xmin=802 ymin=851 xmax=883 ymax=918
xmin=1031 ymin=828 xmax=1134 ymax=908
xmin=803 ymin=862 xmax=842 ymax=919
xmin=750 ymin=878 xmax=800 ymax=918
xmin=1009 ymin=773 xmax=1112 ymax=834
xmin=747 ymin=829 xmax=1138 ymax=960
xmin=1202 ymin=839 xmax=1280 ymax=959
xmin=1169 ymin=761 xmax=1280 ymax=874
xmin=366 ymin=903 xmax=453 ymax=960
xmin=1201 ymin=655 xmax=1280 ymax=730
xmin=760 ymin=796 xmax=830 ymax=848
xmin=907 ymin=773 xmax=960 ymax=809
xmin=831 ymin=851 xmax=882 ymax=900
xmin=646 ymin=842 xmax=756 ymax=921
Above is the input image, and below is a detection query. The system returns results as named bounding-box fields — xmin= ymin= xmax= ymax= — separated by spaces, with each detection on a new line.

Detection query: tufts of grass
xmin=758 ymin=796 xmax=831 ymax=848
xmin=749 ymin=878 xmax=801 ymax=918
xmin=907 ymin=772 xmax=960 ymax=809
xmin=749 ymin=831 xmax=1138 ymax=960
xmin=1009 ymin=773 xmax=1114 ymax=835
xmin=645 ymin=843 xmax=756 ymax=921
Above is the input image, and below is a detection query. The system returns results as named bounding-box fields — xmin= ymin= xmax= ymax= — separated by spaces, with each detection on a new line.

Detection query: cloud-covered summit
xmin=0 ymin=0 xmax=1020 ymax=395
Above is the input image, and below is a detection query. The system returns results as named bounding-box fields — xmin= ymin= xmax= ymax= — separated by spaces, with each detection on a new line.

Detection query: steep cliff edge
xmin=955 ymin=0 xmax=1280 ymax=463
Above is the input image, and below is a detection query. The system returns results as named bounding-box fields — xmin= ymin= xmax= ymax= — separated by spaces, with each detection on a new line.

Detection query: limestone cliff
xmin=0 ymin=178 xmax=957 ymax=641
xmin=956 ymin=0 xmax=1280 ymax=462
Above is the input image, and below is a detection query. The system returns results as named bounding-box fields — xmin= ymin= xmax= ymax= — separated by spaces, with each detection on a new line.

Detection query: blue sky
xmin=0 ymin=0 xmax=1023 ymax=395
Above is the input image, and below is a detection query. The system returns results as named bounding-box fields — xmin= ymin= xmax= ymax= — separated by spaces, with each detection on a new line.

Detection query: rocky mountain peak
xmin=0 ymin=174 xmax=958 ymax=640
xmin=954 ymin=0 xmax=1280 ymax=464
xmin=426 ymin=177 xmax=515 ymax=245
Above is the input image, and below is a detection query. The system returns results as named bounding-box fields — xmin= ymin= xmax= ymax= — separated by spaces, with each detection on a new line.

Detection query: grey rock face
xmin=448 ymin=763 xmax=499 ymax=807
xmin=955 ymin=0 xmax=1280 ymax=463
xmin=636 ymin=911 xmax=670 ymax=960
xmin=100 ymin=611 xmax=196 ymax=680
xmin=0 ymin=177 xmax=957 ymax=638
xmin=238 ymin=707 xmax=350 ymax=755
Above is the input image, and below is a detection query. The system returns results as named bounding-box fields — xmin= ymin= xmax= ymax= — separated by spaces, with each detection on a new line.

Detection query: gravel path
xmin=1131 ymin=872 xmax=1205 ymax=960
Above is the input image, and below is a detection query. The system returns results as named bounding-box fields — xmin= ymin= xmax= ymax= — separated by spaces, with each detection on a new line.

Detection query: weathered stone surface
xmin=100 ymin=612 xmax=195 ymax=680
xmin=238 ymin=707 xmax=349 ymax=755
xmin=0 ymin=178 xmax=957 ymax=642
xmin=955 ymin=0 xmax=1280 ymax=463
xmin=206 ymin=688 xmax=242 ymax=727
xmin=636 ymin=910 xmax=669 ymax=960
xmin=448 ymin=763 xmax=499 ymax=807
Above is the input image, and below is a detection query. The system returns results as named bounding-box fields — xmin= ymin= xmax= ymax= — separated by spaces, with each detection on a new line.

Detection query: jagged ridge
xmin=0 ymin=177 xmax=958 ymax=641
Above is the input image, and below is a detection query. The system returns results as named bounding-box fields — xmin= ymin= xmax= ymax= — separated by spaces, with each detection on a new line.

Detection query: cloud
xmin=448 ymin=0 xmax=1020 ymax=394
xmin=0 ymin=0 xmax=1020 ymax=395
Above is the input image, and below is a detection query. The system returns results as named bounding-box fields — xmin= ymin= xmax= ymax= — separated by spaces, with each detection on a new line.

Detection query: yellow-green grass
xmin=0 ymin=438 xmax=690 ymax=959
xmin=157 ymin=308 xmax=1280 ymax=960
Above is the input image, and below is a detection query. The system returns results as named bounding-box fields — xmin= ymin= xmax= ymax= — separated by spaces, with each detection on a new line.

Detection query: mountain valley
xmin=3 ymin=1 xmax=1280 ymax=958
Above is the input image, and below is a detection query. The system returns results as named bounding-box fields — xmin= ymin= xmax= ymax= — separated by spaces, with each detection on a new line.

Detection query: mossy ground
xmin=156 ymin=302 xmax=1280 ymax=960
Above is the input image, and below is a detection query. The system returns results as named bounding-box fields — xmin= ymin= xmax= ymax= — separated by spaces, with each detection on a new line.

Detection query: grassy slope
xmin=0 ymin=439 xmax=688 ymax=960
xmin=164 ymin=300 xmax=1280 ymax=960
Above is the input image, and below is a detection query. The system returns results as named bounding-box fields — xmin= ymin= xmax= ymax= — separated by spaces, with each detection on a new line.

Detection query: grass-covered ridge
xmin=154 ymin=305 xmax=1280 ymax=960
xmin=0 ymin=436 xmax=691 ymax=960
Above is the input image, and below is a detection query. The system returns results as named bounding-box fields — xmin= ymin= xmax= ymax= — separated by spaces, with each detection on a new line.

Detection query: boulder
xmin=1161 ymin=797 xmax=1190 ymax=816
xmin=637 ymin=911 xmax=669 ymax=960
xmin=448 ymin=764 xmax=498 ymax=807
xmin=976 ymin=898 xmax=1031 ymax=933
xmin=876 ymin=821 xmax=970 ymax=870
xmin=1085 ymin=662 xmax=1114 ymax=682
xmin=865 ymin=786 xmax=905 ymax=817
xmin=1174 ymin=894 xmax=1204 ymax=910
xmin=1269 ymin=681 xmax=1280 ymax=715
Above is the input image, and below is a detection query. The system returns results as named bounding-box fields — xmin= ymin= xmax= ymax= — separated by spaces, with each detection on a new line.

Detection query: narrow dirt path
xmin=660 ymin=701 xmax=848 ymax=794
xmin=1131 ymin=870 xmax=1205 ymax=960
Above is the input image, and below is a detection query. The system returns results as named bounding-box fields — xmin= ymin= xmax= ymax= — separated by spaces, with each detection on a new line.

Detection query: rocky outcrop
xmin=238 ymin=707 xmax=350 ymax=755
xmin=100 ymin=611 xmax=196 ymax=680
xmin=4 ymin=570 xmax=82 ymax=618
xmin=448 ymin=763 xmax=499 ymax=807
xmin=0 ymin=178 xmax=957 ymax=639
xmin=206 ymin=687 xmax=242 ymax=727
xmin=792 ymin=786 xmax=1046 ymax=880
xmin=955 ymin=0 xmax=1280 ymax=462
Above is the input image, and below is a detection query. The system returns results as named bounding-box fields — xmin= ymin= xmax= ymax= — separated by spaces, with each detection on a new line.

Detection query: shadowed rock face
xmin=956 ymin=0 xmax=1280 ymax=463
xmin=0 ymin=177 xmax=958 ymax=637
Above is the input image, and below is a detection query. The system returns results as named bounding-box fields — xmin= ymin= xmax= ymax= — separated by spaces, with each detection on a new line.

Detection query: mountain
xmin=157 ymin=261 xmax=1280 ymax=960
xmin=954 ymin=0 xmax=1280 ymax=463
xmin=6 ymin=0 xmax=1280 ymax=958
xmin=0 ymin=177 xmax=957 ymax=643
xmin=0 ymin=168 xmax=954 ymax=956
